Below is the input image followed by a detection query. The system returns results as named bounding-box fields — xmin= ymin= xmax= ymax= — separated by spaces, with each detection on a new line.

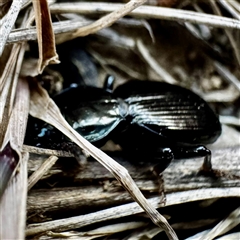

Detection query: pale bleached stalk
xmin=50 ymin=2 xmax=240 ymax=30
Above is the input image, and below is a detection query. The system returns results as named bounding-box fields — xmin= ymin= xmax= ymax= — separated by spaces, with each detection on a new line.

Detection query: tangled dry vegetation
xmin=0 ymin=0 xmax=240 ymax=239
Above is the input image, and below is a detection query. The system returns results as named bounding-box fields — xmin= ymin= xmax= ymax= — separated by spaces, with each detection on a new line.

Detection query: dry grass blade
xmin=186 ymin=206 xmax=240 ymax=240
xmin=0 ymin=77 xmax=29 ymax=192
xmin=32 ymin=0 xmax=59 ymax=73
xmin=28 ymin=79 xmax=178 ymax=240
xmin=126 ymin=226 xmax=162 ymax=239
xmin=28 ymin=155 xmax=58 ymax=191
xmin=166 ymin=188 xmax=240 ymax=206
xmin=216 ymin=232 xmax=240 ymax=240
xmin=0 ymin=0 xmax=239 ymax=239
xmin=4 ymin=78 xmax=29 ymax=151
xmin=136 ymin=39 xmax=177 ymax=84
xmin=200 ymin=85 xmax=239 ymax=102
xmin=0 ymin=44 xmax=23 ymax=140
xmin=0 ymin=77 xmax=29 ymax=238
xmin=7 ymin=4 xmax=240 ymax=45
xmin=214 ymin=62 xmax=240 ymax=92
xmin=0 ymin=2 xmax=30 ymax=232
xmin=0 ymin=45 xmax=28 ymax=197
xmin=26 ymin=144 xmax=240 ymax=215
xmin=44 ymin=221 xmax=148 ymax=238
xmin=26 ymin=197 xmax=163 ymax=236
xmin=0 ymin=0 xmax=24 ymax=56
xmin=199 ymin=207 xmax=240 ymax=240
xmin=73 ymin=0 xmax=148 ymax=37
xmin=45 ymin=231 xmax=105 ymax=239
xmin=219 ymin=0 xmax=240 ymax=20
xmin=220 ymin=116 xmax=240 ymax=126
xmin=26 ymin=188 xmax=240 ymax=237
xmin=229 ymin=0 xmax=240 ymax=14
xmin=210 ymin=1 xmax=240 ymax=66
xmin=50 ymin=3 xmax=240 ymax=30
xmin=27 ymin=148 xmax=240 ymax=215
xmin=0 ymin=152 xmax=28 ymax=239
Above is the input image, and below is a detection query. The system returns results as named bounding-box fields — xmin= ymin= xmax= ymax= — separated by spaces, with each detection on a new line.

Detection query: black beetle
xmin=25 ymin=80 xmax=221 ymax=173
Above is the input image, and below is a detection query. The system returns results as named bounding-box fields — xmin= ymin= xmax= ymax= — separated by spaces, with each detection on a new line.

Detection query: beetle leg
xmin=172 ymin=145 xmax=212 ymax=171
xmin=151 ymin=148 xmax=174 ymax=175
xmin=150 ymin=148 xmax=174 ymax=204
xmin=151 ymin=168 xmax=166 ymax=205
xmin=202 ymin=150 xmax=212 ymax=171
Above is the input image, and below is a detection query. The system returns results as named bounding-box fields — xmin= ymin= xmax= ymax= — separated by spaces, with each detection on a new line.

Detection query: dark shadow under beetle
xmin=25 ymin=80 xmax=221 ymax=174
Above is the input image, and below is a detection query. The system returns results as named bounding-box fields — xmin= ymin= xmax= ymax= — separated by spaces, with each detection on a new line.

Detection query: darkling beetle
xmin=26 ymin=79 xmax=221 ymax=173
